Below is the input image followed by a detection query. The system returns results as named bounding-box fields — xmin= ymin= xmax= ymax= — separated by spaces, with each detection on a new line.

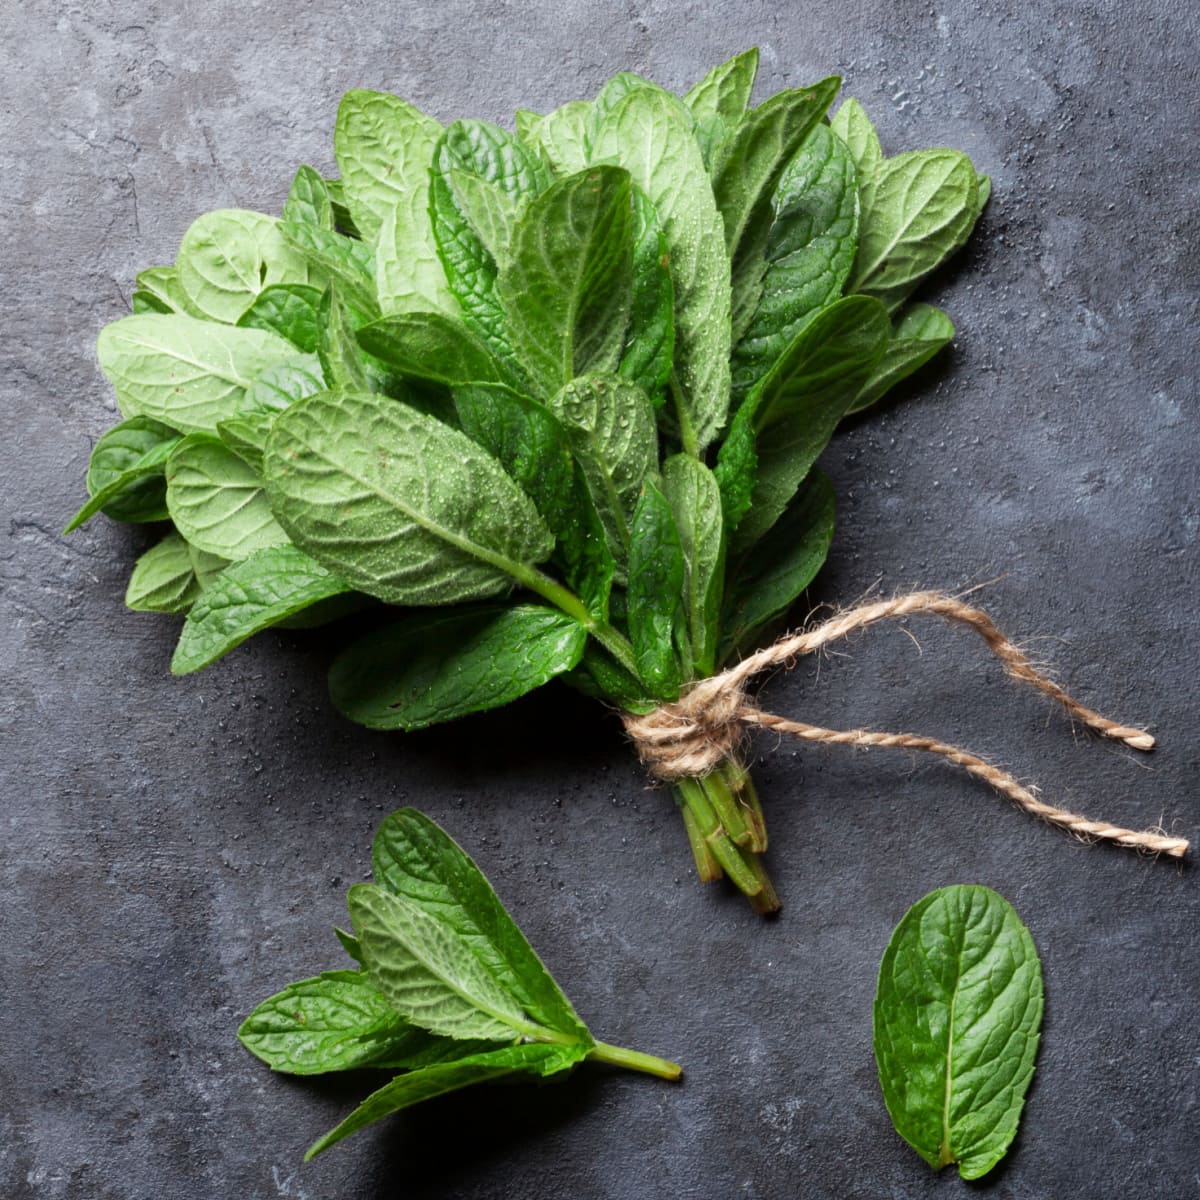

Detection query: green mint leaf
xmin=445 ymin=167 xmax=518 ymax=267
xmin=347 ymin=882 xmax=550 ymax=1042
xmin=243 ymin=357 xmax=325 ymax=412
xmin=618 ymin=186 xmax=675 ymax=403
xmin=546 ymin=374 xmax=657 ymax=566
xmin=661 ymin=455 xmax=725 ymax=677
xmin=429 ymin=118 xmax=551 ymax=375
xmin=166 ymin=433 xmax=289 ymax=560
xmin=731 ymin=123 xmax=860 ymax=400
xmin=236 ymin=283 xmax=324 ymax=353
xmin=850 ymin=302 xmax=956 ymax=413
xmin=65 ymin=417 xmax=180 ymax=531
xmin=719 ymin=470 xmax=834 ymax=660
xmin=316 ymin=283 xmax=369 ymax=392
xmin=135 ymin=266 xmax=192 ymax=315
xmin=523 ymin=99 xmax=592 ymax=175
xmin=513 ymin=107 xmax=542 ymax=141
xmin=357 ymin=311 xmax=508 ymax=388
xmin=264 ymin=390 xmax=554 ymax=605
xmin=171 ymin=544 xmax=351 ymax=674
xmin=216 ymin=410 xmax=274 ymax=472
xmin=627 ymin=480 xmax=686 ymax=698
xmin=177 ymin=208 xmax=309 ymax=325
xmin=849 ymin=149 xmax=980 ymax=312
xmin=124 ymin=532 xmax=203 ymax=614
xmin=238 ymin=968 xmax=437 ymax=1076
xmin=328 ymin=604 xmax=586 ymax=730
xmin=278 ymin=221 xmax=380 ymax=318
xmin=332 ymin=89 xmax=442 ymax=245
xmin=454 ymin=384 xmax=614 ymax=616
xmin=682 ymin=48 xmax=759 ymax=171
xmin=830 ymin=97 xmax=884 ymax=217
xmin=323 ymin=177 xmax=360 ymax=237
xmin=282 ymin=164 xmax=335 ymax=231
xmin=874 ymin=885 xmax=1044 ymax=1180
xmin=370 ymin=809 xmax=592 ymax=1042
xmin=732 ymin=294 xmax=889 ymax=550
xmin=589 ymin=86 xmax=731 ymax=451
xmin=97 ymin=314 xmax=296 ymax=435
xmin=498 ymin=166 xmax=634 ymax=400
xmin=304 ymin=1043 xmax=586 ymax=1161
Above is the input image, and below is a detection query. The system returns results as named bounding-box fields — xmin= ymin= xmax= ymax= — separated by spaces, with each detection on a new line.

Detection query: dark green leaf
xmin=455 ymin=384 xmax=614 ymax=615
xmin=874 ymin=885 xmax=1043 ymax=1180
xmin=562 ymin=644 xmax=654 ymax=713
xmin=369 ymin=808 xmax=592 ymax=1042
xmin=172 ymin=544 xmax=350 ymax=673
xmin=618 ymin=187 xmax=675 ymax=402
xmin=66 ymin=417 xmax=180 ymax=531
xmin=283 ymin=165 xmax=335 ymax=230
xmin=305 ymin=1043 xmax=585 ymax=1160
xmin=682 ymin=48 xmax=759 ymax=170
xmin=237 ymin=283 xmax=323 ymax=353
xmin=279 ymin=221 xmax=379 ymax=317
xmin=497 ymin=166 xmax=634 ymax=399
xmin=731 ymin=123 xmax=860 ymax=399
xmin=733 ymin=295 xmax=889 ymax=549
xmin=661 ymin=455 xmax=724 ymax=676
xmin=626 ymin=481 xmax=686 ymax=698
xmin=329 ymin=604 xmax=586 ymax=730
xmin=850 ymin=303 xmax=955 ymax=413
xmin=720 ymin=470 xmax=834 ymax=660
xmin=357 ymin=311 xmax=507 ymax=388
xmin=132 ymin=290 xmax=169 ymax=314
xmin=264 ymin=390 xmax=554 ymax=605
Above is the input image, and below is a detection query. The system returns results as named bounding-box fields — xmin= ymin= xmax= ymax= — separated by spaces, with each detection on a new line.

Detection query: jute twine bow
xmin=623 ymin=591 xmax=1188 ymax=857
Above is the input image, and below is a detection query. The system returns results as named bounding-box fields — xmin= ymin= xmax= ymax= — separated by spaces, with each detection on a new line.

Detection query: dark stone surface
xmin=3 ymin=1 xmax=1197 ymax=1196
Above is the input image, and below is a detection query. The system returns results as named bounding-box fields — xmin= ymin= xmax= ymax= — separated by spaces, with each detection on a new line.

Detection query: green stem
xmin=701 ymin=767 xmax=750 ymax=847
xmin=675 ymin=777 xmax=762 ymax=896
xmin=679 ymin=798 xmax=723 ymax=882
xmin=669 ymin=372 xmax=699 ymax=458
xmin=587 ymin=1040 xmax=682 ymax=1081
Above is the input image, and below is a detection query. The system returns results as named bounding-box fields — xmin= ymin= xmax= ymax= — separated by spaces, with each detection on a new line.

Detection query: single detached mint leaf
xmin=368 ymin=808 xmax=592 ymax=1044
xmin=264 ymin=390 xmax=554 ymax=606
xmin=874 ymin=885 xmax=1044 ymax=1181
xmin=304 ymin=1043 xmax=586 ymax=1160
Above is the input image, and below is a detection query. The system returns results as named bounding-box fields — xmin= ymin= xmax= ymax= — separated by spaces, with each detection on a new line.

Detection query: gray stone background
xmin=2 ymin=0 xmax=1197 ymax=1196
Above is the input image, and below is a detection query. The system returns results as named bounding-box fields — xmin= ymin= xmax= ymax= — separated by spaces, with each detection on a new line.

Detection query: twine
xmin=623 ymin=591 xmax=1187 ymax=858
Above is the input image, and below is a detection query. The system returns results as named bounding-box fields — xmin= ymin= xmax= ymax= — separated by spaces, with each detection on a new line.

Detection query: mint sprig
xmin=70 ymin=50 xmax=988 ymax=910
xmin=240 ymin=808 xmax=680 ymax=1160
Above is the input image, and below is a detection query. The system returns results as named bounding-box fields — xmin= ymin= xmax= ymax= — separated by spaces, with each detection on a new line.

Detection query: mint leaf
xmin=849 ymin=302 xmax=956 ymax=413
xmin=282 ymin=164 xmax=334 ymax=231
xmin=618 ymin=187 xmax=675 ymax=403
xmin=264 ymin=390 xmax=554 ymax=605
xmin=498 ymin=166 xmax=635 ymax=399
xmin=328 ymin=604 xmax=586 ymax=730
xmin=243 ymin=357 xmax=325 ymax=412
xmin=830 ymin=97 xmax=884 ymax=217
xmin=124 ymin=532 xmax=203 ymax=614
xmin=627 ymin=481 xmax=686 ymax=698
xmin=874 ymin=885 xmax=1043 ymax=1180
xmin=216 ymin=411 xmax=274 ymax=472
xmin=172 ymin=544 xmax=351 ymax=674
xmin=236 ymin=283 xmax=323 ymax=353
xmin=524 ymin=99 xmax=592 ymax=174
xmin=682 ymin=48 xmax=759 ymax=170
xmin=65 ymin=417 xmax=180 ymax=531
xmin=279 ymin=221 xmax=379 ymax=317
xmin=135 ymin=266 xmax=192 ymax=315
xmin=97 ymin=314 xmax=296 ymax=435
xmin=357 ymin=310 xmax=508 ymax=387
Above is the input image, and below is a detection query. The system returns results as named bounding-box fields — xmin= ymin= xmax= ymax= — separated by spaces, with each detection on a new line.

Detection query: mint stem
xmin=588 ymin=1040 xmax=682 ymax=1080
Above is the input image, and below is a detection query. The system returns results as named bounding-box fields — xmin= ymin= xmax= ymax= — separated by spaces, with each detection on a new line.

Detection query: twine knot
xmin=621 ymin=591 xmax=1187 ymax=858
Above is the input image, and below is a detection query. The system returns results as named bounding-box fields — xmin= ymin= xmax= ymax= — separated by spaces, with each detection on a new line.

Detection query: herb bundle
xmin=71 ymin=50 xmax=989 ymax=909
xmin=240 ymin=808 xmax=680 ymax=1159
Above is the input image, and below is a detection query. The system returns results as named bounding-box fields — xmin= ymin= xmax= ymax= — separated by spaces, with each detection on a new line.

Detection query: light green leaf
xmin=850 ymin=303 xmax=955 ymax=413
xmin=589 ymin=86 xmax=731 ymax=451
xmin=445 ymin=168 xmax=518 ymax=267
xmin=172 ymin=544 xmax=350 ymax=673
xmin=216 ymin=410 xmax=274 ymax=472
xmin=125 ymin=532 xmax=202 ymax=614
xmin=514 ymin=107 xmax=542 ymax=140
xmin=627 ymin=481 xmax=686 ymax=698
xmin=305 ymin=1043 xmax=585 ymax=1160
xmin=498 ymin=166 xmax=634 ymax=399
xmin=177 ymin=209 xmax=309 ymax=324
xmin=720 ymin=470 xmax=834 ymax=660
xmin=733 ymin=294 xmax=889 ymax=549
xmin=525 ymin=99 xmax=592 ymax=174
xmin=282 ymin=165 xmax=334 ymax=230
xmin=731 ymin=123 xmax=859 ymax=399
xmin=333 ymin=89 xmax=443 ymax=245
xmin=330 ymin=604 xmax=585 ymax=729
xmin=244 ymin=357 xmax=325 ymax=412
xmin=97 ymin=314 xmax=296 ymax=435
xmin=830 ymin=97 xmax=883 ymax=217
xmin=238 ymin=969 xmax=434 ymax=1075
xmin=135 ymin=266 xmax=193 ymax=315
xmin=237 ymin=283 xmax=323 ymax=353
xmin=66 ymin=417 xmax=180 ymax=531
xmin=661 ymin=455 xmax=724 ymax=676
xmin=264 ymin=390 xmax=554 ymax=606
xmin=189 ymin=543 xmax=229 ymax=589
xmin=683 ymin=48 xmax=759 ymax=170
xmin=546 ymin=374 xmax=657 ymax=562
xmin=347 ymin=883 xmax=544 ymax=1042
xmin=279 ymin=221 xmax=379 ymax=317
xmin=357 ymin=311 xmax=507 ymax=388
xmin=369 ymin=808 xmax=591 ymax=1043
xmin=874 ymin=885 xmax=1043 ymax=1181
xmin=317 ymin=284 xmax=369 ymax=392
xmin=166 ymin=433 xmax=289 ymax=560
xmin=849 ymin=149 xmax=980 ymax=312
